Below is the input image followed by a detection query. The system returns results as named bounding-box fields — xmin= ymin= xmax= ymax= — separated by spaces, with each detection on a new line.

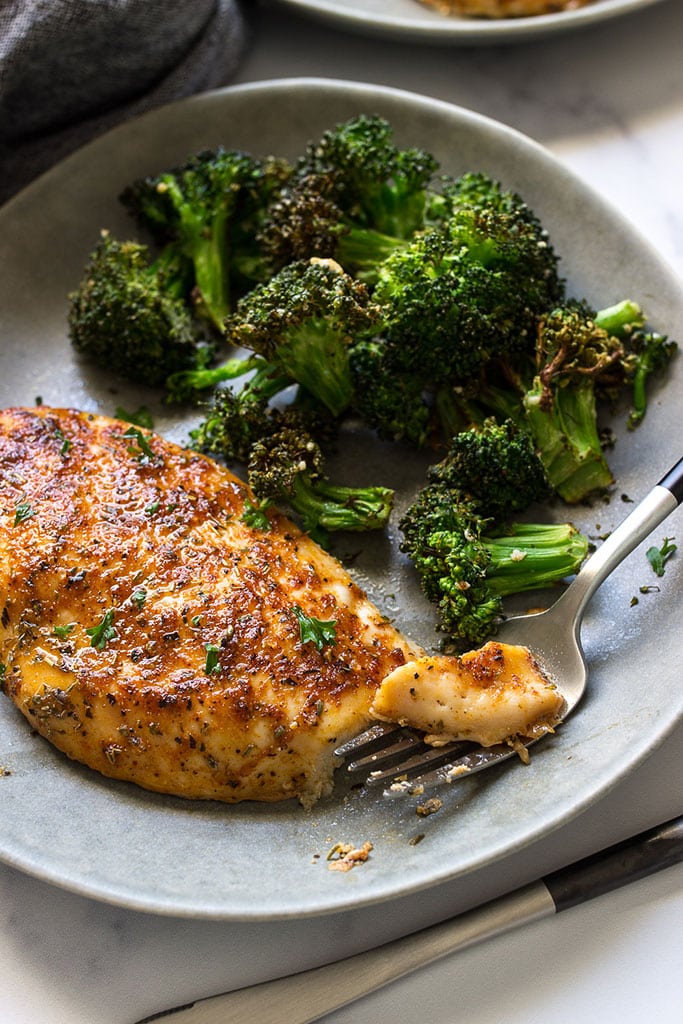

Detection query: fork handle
xmin=135 ymin=817 xmax=683 ymax=1024
xmin=553 ymin=456 xmax=683 ymax=629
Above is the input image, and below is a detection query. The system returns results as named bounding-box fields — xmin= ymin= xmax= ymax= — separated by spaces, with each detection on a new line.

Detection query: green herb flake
xmin=53 ymin=623 xmax=76 ymax=639
xmin=292 ymin=605 xmax=337 ymax=652
xmin=204 ymin=643 xmax=221 ymax=675
xmin=54 ymin=427 xmax=72 ymax=456
xmin=115 ymin=405 xmax=155 ymax=430
xmin=646 ymin=536 xmax=677 ymax=577
xmin=86 ymin=610 xmax=117 ymax=650
xmin=132 ymin=589 xmax=147 ymax=609
xmin=241 ymin=497 xmax=272 ymax=531
xmin=145 ymin=500 xmax=160 ymax=516
xmin=13 ymin=498 xmax=36 ymax=526
xmin=121 ymin=425 xmax=158 ymax=464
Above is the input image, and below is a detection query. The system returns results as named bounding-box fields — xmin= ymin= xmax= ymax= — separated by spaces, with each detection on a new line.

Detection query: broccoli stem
xmin=484 ymin=522 xmax=589 ymax=596
xmin=289 ymin=477 xmax=394 ymax=532
xmin=336 ymin=227 xmax=408 ymax=282
xmin=275 ymin=319 xmax=355 ymax=418
xmin=594 ymin=300 xmax=644 ymax=338
xmin=165 ymin=354 xmax=264 ymax=403
xmin=523 ymin=377 xmax=613 ymax=503
xmin=161 ymin=175 xmax=232 ymax=332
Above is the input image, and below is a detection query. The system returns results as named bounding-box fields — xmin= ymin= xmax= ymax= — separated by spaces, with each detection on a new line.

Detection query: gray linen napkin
xmin=0 ymin=0 xmax=251 ymax=205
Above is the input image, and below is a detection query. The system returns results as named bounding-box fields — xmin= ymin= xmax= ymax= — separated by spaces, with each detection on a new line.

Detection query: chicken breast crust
xmin=0 ymin=407 xmax=419 ymax=806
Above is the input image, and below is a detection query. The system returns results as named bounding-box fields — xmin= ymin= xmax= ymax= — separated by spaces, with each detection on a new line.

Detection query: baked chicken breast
xmin=0 ymin=407 xmax=563 ymax=806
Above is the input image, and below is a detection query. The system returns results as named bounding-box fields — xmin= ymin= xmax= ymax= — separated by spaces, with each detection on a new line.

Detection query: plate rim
xmin=0 ymin=77 xmax=681 ymax=920
xmin=274 ymin=0 xmax=667 ymax=44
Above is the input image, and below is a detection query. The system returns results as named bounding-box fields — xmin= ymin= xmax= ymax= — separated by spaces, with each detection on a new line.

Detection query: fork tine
xmin=342 ymin=726 xmax=430 ymax=775
xmin=334 ymin=720 xmax=402 ymax=759
xmin=363 ymin=738 xmax=475 ymax=789
xmin=380 ymin=740 xmax=537 ymax=796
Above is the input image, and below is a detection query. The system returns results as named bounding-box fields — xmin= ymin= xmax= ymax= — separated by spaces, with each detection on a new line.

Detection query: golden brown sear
xmin=0 ymin=407 xmax=419 ymax=806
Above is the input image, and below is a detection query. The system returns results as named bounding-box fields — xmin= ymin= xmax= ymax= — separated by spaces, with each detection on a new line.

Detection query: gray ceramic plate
xmin=0 ymin=79 xmax=681 ymax=919
xmin=275 ymin=0 xmax=666 ymax=44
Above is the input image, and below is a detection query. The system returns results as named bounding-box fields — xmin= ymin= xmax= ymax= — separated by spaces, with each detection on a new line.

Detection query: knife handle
xmin=543 ymin=816 xmax=683 ymax=912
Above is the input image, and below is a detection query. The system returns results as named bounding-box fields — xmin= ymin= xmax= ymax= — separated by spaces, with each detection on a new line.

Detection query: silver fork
xmin=336 ymin=457 xmax=683 ymax=794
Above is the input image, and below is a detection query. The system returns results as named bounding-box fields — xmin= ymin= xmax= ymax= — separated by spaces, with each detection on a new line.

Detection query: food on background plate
xmin=418 ymin=0 xmax=593 ymax=17
xmin=0 ymin=407 xmax=565 ymax=806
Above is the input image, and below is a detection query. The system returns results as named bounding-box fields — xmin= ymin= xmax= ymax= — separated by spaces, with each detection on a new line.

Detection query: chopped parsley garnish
xmin=145 ymin=500 xmax=160 ymax=515
xmin=121 ymin=425 xmax=158 ymax=464
xmin=86 ymin=610 xmax=117 ymax=650
xmin=204 ymin=643 xmax=221 ymax=675
xmin=13 ymin=498 xmax=36 ymax=526
xmin=54 ymin=427 xmax=72 ymax=455
xmin=132 ymin=588 xmax=147 ymax=609
xmin=646 ymin=536 xmax=677 ymax=577
xmin=241 ymin=497 xmax=271 ymax=531
xmin=53 ymin=623 xmax=76 ymax=639
xmin=292 ymin=605 xmax=337 ymax=652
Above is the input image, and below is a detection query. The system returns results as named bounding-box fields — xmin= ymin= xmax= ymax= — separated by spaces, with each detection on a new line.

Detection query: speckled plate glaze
xmin=0 ymin=79 xmax=681 ymax=920
xmin=275 ymin=0 xmax=666 ymax=45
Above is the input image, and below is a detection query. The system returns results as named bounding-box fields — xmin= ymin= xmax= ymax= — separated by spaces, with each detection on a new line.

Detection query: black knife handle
xmin=543 ymin=816 xmax=683 ymax=913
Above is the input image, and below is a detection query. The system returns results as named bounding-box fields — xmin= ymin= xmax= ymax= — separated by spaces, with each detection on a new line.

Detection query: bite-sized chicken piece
xmin=370 ymin=642 xmax=565 ymax=748
xmin=0 ymin=407 xmax=420 ymax=806
xmin=419 ymin=0 xmax=591 ymax=18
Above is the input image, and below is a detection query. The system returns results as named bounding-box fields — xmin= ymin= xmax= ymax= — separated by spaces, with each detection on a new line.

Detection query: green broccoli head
xmin=120 ymin=148 xmax=292 ymax=330
xmin=428 ymin=418 xmax=550 ymax=520
xmin=190 ymin=360 xmax=291 ymax=463
xmin=226 ymin=257 xmax=382 ymax=417
xmin=68 ymin=232 xmax=211 ymax=388
xmin=371 ymin=228 xmax=543 ymax=383
xmin=297 ymin=114 xmax=439 ymax=240
xmin=400 ymin=483 xmax=588 ymax=648
xmin=349 ymin=337 xmax=433 ymax=446
xmin=256 ymin=171 xmax=346 ymax=272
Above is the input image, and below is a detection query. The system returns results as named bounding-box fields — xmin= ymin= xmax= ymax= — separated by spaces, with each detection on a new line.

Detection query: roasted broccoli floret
xmin=521 ymin=301 xmax=636 ymax=503
xmin=120 ymin=149 xmax=291 ymax=330
xmin=68 ymin=232 xmax=211 ymax=387
xmin=258 ymin=115 xmax=438 ymax=282
xmin=297 ymin=114 xmax=439 ymax=240
xmin=191 ymin=353 xmax=340 ymax=465
xmin=371 ymin=204 xmax=562 ymax=385
xmin=428 ymin=418 xmax=550 ymax=521
xmin=226 ymin=257 xmax=382 ymax=417
xmin=248 ymin=426 xmax=394 ymax=533
xmin=400 ymin=484 xmax=588 ymax=647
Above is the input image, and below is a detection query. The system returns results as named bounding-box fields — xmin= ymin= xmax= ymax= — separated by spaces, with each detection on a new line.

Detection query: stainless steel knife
xmin=136 ymin=815 xmax=683 ymax=1024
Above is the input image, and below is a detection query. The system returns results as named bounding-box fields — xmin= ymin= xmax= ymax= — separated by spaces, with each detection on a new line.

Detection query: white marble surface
xmin=1 ymin=1 xmax=682 ymax=1022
